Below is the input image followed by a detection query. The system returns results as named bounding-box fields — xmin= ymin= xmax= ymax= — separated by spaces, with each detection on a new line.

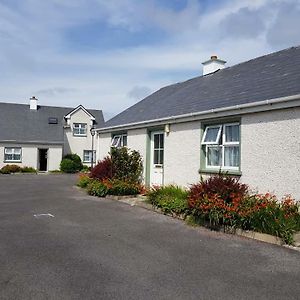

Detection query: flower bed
xmin=77 ymin=148 xmax=144 ymax=198
xmin=0 ymin=165 xmax=37 ymax=174
xmin=147 ymin=174 xmax=300 ymax=245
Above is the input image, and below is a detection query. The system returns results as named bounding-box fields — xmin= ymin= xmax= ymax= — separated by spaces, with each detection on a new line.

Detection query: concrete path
xmin=1 ymin=174 xmax=300 ymax=300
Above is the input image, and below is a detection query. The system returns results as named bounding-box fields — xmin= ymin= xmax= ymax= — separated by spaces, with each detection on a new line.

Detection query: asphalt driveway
xmin=1 ymin=174 xmax=300 ymax=300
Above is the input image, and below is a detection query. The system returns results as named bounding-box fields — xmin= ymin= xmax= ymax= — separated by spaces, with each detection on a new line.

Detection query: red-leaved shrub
xmin=90 ymin=156 xmax=114 ymax=180
xmin=188 ymin=174 xmax=249 ymax=227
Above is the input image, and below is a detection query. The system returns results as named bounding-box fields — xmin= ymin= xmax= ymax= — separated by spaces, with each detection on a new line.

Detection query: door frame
xmin=38 ymin=148 xmax=48 ymax=172
xmin=149 ymin=130 xmax=165 ymax=186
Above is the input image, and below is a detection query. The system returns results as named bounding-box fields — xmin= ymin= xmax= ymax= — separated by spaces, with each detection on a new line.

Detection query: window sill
xmin=199 ymin=168 xmax=242 ymax=176
xmin=73 ymin=134 xmax=87 ymax=137
xmin=4 ymin=161 xmax=22 ymax=163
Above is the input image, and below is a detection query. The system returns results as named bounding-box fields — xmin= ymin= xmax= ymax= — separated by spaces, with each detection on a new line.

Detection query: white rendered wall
xmin=241 ymin=107 xmax=300 ymax=199
xmin=64 ymin=109 xmax=94 ymax=163
xmin=0 ymin=143 xmax=62 ymax=171
xmin=164 ymin=122 xmax=201 ymax=187
xmin=48 ymin=146 xmax=63 ymax=170
xmin=127 ymin=128 xmax=148 ymax=180
xmin=98 ymin=132 xmax=111 ymax=160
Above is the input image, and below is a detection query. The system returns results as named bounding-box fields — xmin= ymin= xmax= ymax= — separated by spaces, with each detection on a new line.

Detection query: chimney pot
xmin=30 ymin=96 xmax=38 ymax=110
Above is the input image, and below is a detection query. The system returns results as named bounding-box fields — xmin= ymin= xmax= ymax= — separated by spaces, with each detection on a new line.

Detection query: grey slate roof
xmin=104 ymin=46 xmax=300 ymax=128
xmin=0 ymin=103 xmax=104 ymax=143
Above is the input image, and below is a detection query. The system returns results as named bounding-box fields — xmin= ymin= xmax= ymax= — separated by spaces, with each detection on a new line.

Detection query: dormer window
xmin=73 ymin=123 xmax=87 ymax=136
xmin=48 ymin=117 xmax=58 ymax=124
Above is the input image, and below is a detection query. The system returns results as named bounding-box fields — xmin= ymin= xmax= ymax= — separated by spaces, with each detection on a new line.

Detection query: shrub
xmin=237 ymin=194 xmax=300 ymax=244
xmin=81 ymin=165 xmax=91 ymax=173
xmin=90 ymin=156 xmax=114 ymax=180
xmin=188 ymin=174 xmax=249 ymax=227
xmin=77 ymin=173 xmax=92 ymax=188
xmin=111 ymin=147 xmax=143 ymax=183
xmin=0 ymin=164 xmax=21 ymax=174
xmin=21 ymin=166 xmax=37 ymax=173
xmin=87 ymin=180 xmax=108 ymax=197
xmin=60 ymin=154 xmax=83 ymax=173
xmin=147 ymin=185 xmax=189 ymax=215
xmin=104 ymin=179 xmax=141 ymax=196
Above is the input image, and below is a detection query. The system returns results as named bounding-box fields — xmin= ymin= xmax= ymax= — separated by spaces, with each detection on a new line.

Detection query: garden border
xmin=104 ymin=194 xmax=300 ymax=250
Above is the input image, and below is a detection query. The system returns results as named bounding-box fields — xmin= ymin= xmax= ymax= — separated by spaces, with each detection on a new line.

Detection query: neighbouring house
xmin=96 ymin=46 xmax=300 ymax=199
xmin=0 ymin=97 xmax=104 ymax=171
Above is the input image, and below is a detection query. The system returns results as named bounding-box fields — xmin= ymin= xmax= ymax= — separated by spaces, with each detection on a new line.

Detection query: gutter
xmin=95 ymin=94 xmax=300 ymax=133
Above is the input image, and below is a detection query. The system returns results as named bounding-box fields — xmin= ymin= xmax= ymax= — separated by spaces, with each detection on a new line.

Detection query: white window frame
xmin=111 ymin=134 xmax=127 ymax=148
xmin=201 ymin=125 xmax=222 ymax=145
xmin=83 ymin=150 xmax=96 ymax=163
xmin=223 ymin=123 xmax=240 ymax=145
xmin=4 ymin=147 xmax=22 ymax=162
xmin=202 ymin=122 xmax=240 ymax=171
xmin=73 ymin=123 xmax=87 ymax=136
xmin=153 ymin=132 xmax=164 ymax=166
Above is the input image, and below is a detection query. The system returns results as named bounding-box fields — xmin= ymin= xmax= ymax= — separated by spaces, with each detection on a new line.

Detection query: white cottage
xmin=96 ymin=46 xmax=300 ymax=199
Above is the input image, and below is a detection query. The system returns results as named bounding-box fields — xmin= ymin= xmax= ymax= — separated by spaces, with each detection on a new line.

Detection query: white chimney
xmin=30 ymin=96 xmax=38 ymax=110
xmin=202 ymin=55 xmax=226 ymax=76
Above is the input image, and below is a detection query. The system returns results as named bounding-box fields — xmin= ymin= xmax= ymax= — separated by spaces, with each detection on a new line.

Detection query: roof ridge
xmin=0 ymin=101 xmax=102 ymax=112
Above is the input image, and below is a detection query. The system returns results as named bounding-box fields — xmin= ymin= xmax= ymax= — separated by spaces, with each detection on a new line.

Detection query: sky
xmin=0 ymin=0 xmax=299 ymax=120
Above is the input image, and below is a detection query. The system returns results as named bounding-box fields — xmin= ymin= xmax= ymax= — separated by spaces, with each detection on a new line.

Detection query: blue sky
xmin=0 ymin=0 xmax=299 ymax=120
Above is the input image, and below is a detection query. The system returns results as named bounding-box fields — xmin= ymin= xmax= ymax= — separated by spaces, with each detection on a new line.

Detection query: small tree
xmin=110 ymin=147 xmax=143 ymax=183
xmin=60 ymin=154 xmax=83 ymax=173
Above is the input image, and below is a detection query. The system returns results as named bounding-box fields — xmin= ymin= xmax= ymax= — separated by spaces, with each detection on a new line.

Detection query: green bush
xmin=77 ymin=174 xmax=92 ymax=188
xmin=111 ymin=147 xmax=143 ymax=183
xmin=87 ymin=180 xmax=108 ymax=197
xmin=106 ymin=179 xmax=141 ymax=196
xmin=0 ymin=164 xmax=22 ymax=174
xmin=60 ymin=154 xmax=83 ymax=173
xmin=81 ymin=165 xmax=91 ymax=172
xmin=21 ymin=166 xmax=37 ymax=173
xmin=147 ymin=185 xmax=189 ymax=215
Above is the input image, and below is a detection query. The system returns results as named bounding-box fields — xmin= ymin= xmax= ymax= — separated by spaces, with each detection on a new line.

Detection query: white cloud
xmin=0 ymin=0 xmax=299 ymax=121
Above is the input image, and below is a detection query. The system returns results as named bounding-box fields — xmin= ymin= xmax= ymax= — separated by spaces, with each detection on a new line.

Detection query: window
xmin=4 ymin=147 xmax=22 ymax=162
xmin=153 ymin=133 xmax=164 ymax=165
xmin=83 ymin=150 xmax=96 ymax=163
xmin=201 ymin=123 xmax=240 ymax=170
xmin=73 ymin=123 xmax=87 ymax=136
xmin=111 ymin=134 xmax=127 ymax=148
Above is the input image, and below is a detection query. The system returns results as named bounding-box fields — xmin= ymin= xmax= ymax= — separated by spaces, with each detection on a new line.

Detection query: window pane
xmin=204 ymin=127 xmax=221 ymax=143
xmin=83 ymin=151 xmax=90 ymax=162
xmin=224 ymin=146 xmax=239 ymax=167
xmin=207 ymin=146 xmax=222 ymax=166
xmin=159 ymin=134 xmax=164 ymax=149
xmin=122 ymin=135 xmax=127 ymax=147
xmin=5 ymin=148 xmax=12 ymax=154
xmin=14 ymin=148 xmax=21 ymax=154
xmin=225 ymin=125 xmax=239 ymax=142
xmin=111 ymin=136 xmax=120 ymax=147
xmin=154 ymin=134 xmax=159 ymax=149
xmin=159 ymin=150 xmax=164 ymax=164
xmin=5 ymin=154 xmax=13 ymax=161
xmin=154 ymin=150 xmax=159 ymax=164
xmin=13 ymin=154 xmax=21 ymax=161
